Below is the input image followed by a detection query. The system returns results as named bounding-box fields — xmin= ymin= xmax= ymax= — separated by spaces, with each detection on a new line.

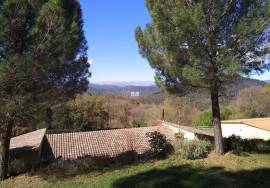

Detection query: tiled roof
xmin=42 ymin=126 xmax=175 ymax=160
xmin=222 ymin=118 xmax=270 ymax=132
xmin=10 ymin=128 xmax=46 ymax=155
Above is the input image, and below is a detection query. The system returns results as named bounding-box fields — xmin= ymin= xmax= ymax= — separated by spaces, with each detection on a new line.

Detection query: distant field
xmin=1 ymin=152 xmax=270 ymax=188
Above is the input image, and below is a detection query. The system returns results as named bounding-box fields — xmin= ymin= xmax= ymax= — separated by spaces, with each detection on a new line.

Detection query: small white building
xmin=221 ymin=118 xmax=270 ymax=140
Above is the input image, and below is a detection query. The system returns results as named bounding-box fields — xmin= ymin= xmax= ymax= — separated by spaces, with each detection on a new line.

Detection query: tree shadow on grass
xmin=111 ymin=164 xmax=270 ymax=188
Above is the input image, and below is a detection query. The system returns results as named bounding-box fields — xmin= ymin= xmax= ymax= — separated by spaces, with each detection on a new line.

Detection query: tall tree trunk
xmin=210 ymin=87 xmax=224 ymax=155
xmin=0 ymin=118 xmax=13 ymax=180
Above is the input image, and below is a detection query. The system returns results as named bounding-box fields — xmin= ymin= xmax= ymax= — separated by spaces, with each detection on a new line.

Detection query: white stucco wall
xmin=178 ymin=129 xmax=196 ymax=140
xmin=163 ymin=122 xmax=195 ymax=140
xmin=221 ymin=123 xmax=270 ymax=140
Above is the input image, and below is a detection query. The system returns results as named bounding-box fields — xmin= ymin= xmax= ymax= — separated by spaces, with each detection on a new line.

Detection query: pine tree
xmin=0 ymin=0 xmax=90 ymax=180
xmin=136 ymin=0 xmax=270 ymax=155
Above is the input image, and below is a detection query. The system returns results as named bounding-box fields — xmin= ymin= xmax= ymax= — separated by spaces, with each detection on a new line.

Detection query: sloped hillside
xmin=1 ymin=153 xmax=270 ymax=188
xmin=89 ymin=84 xmax=159 ymax=97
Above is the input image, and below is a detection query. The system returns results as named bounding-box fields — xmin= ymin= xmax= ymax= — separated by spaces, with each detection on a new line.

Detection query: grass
xmin=1 ymin=152 xmax=270 ymax=188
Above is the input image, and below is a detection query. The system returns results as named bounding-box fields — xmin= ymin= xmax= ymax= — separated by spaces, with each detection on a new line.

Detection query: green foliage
xmin=181 ymin=140 xmax=212 ymax=160
xmin=9 ymin=157 xmax=41 ymax=176
xmin=2 ymin=153 xmax=270 ymax=188
xmin=131 ymin=115 xmax=148 ymax=128
xmin=174 ymin=133 xmax=212 ymax=160
xmin=51 ymin=94 xmax=168 ymax=131
xmin=136 ymin=0 xmax=270 ymax=154
xmin=8 ymin=159 xmax=27 ymax=176
xmin=52 ymin=104 xmax=73 ymax=131
xmin=224 ymin=135 xmax=270 ymax=155
xmin=0 ymin=0 xmax=90 ymax=179
xmin=192 ymin=111 xmax=212 ymax=127
xmin=175 ymin=131 xmax=185 ymax=141
xmin=192 ymin=108 xmax=232 ymax=126
xmin=0 ymin=0 xmax=90 ymax=125
xmin=52 ymin=95 xmax=109 ymax=131
xmin=136 ymin=0 xmax=270 ymax=93
xmin=69 ymin=95 xmax=110 ymax=131
xmin=160 ymin=97 xmax=199 ymax=125
xmin=146 ymin=131 xmax=172 ymax=158
xmin=221 ymin=108 xmax=233 ymax=120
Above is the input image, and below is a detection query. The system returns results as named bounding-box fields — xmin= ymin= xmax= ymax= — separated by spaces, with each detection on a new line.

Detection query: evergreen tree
xmin=136 ymin=0 xmax=270 ymax=155
xmin=0 ymin=0 xmax=90 ymax=179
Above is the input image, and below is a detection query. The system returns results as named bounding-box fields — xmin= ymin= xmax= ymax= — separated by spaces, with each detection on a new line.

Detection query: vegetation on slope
xmin=1 ymin=153 xmax=270 ymax=188
xmin=9 ymin=82 xmax=269 ymax=136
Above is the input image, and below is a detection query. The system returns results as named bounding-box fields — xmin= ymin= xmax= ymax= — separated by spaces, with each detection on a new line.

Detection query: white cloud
xmin=88 ymin=57 xmax=93 ymax=65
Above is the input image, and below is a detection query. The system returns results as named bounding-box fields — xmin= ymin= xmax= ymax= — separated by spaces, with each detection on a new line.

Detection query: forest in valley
xmin=12 ymin=78 xmax=270 ymax=136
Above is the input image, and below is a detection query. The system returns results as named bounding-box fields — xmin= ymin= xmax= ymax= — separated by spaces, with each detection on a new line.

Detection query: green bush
xmin=225 ymin=135 xmax=244 ymax=154
xmin=146 ymin=131 xmax=172 ymax=158
xmin=182 ymin=140 xmax=211 ymax=160
xmin=175 ymin=131 xmax=185 ymax=141
xmin=52 ymin=95 xmax=110 ymax=131
xmin=224 ymin=135 xmax=270 ymax=154
xmin=192 ymin=108 xmax=233 ymax=126
xmin=221 ymin=108 xmax=233 ymax=120
xmin=192 ymin=111 xmax=212 ymax=127
xmin=8 ymin=159 xmax=35 ymax=176
xmin=9 ymin=159 xmax=26 ymax=175
xmin=174 ymin=132 xmax=212 ymax=160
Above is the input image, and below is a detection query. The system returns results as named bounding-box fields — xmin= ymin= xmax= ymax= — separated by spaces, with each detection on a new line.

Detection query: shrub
xmin=221 ymin=108 xmax=233 ymax=120
xmin=52 ymin=95 xmax=110 ymax=131
xmin=175 ymin=131 xmax=185 ymax=141
xmin=8 ymin=159 xmax=27 ymax=176
xmin=224 ymin=134 xmax=270 ymax=154
xmin=181 ymin=140 xmax=211 ymax=160
xmin=160 ymin=97 xmax=199 ymax=126
xmin=192 ymin=108 xmax=233 ymax=126
xmin=8 ymin=158 xmax=41 ymax=176
xmin=192 ymin=110 xmax=212 ymax=127
xmin=42 ymin=153 xmax=141 ymax=177
xmin=42 ymin=158 xmax=103 ymax=176
xmin=146 ymin=131 xmax=172 ymax=158
xmin=174 ymin=132 xmax=212 ymax=160
xmin=225 ymin=135 xmax=241 ymax=152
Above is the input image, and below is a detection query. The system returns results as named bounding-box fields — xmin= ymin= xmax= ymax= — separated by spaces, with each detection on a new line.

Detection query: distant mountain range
xmin=89 ymin=82 xmax=159 ymax=97
xmin=265 ymin=80 xmax=270 ymax=83
xmin=92 ymin=81 xmax=156 ymax=87
xmin=89 ymin=78 xmax=266 ymax=98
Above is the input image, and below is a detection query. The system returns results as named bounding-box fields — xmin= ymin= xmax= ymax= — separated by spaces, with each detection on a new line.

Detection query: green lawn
xmin=1 ymin=152 xmax=270 ymax=188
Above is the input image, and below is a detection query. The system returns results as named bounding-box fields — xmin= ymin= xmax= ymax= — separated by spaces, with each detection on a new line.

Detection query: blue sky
xmin=80 ymin=0 xmax=269 ymax=82
xmin=80 ymin=0 xmax=154 ymax=83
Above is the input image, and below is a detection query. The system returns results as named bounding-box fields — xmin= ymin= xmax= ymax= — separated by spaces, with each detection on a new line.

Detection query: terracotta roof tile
xmin=43 ymin=126 xmax=175 ymax=160
xmin=10 ymin=128 xmax=46 ymax=155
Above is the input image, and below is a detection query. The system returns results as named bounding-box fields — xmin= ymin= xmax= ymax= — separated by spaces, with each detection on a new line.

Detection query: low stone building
xmin=41 ymin=125 xmax=176 ymax=160
xmin=10 ymin=125 xmax=175 ymax=161
xmin=10 ymin=122 xmax=214 ymax=162
xmin=10 ymin=128 xmax=46 ymax=161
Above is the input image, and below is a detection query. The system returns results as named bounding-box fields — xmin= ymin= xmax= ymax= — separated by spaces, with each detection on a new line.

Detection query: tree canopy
xmin=136 ymin=0 xmax=270 ymax=154
xmin=136 ymin=0 xmax=270 ymax=92
xmin=0 ymin=0 xmax=90 ymax=180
